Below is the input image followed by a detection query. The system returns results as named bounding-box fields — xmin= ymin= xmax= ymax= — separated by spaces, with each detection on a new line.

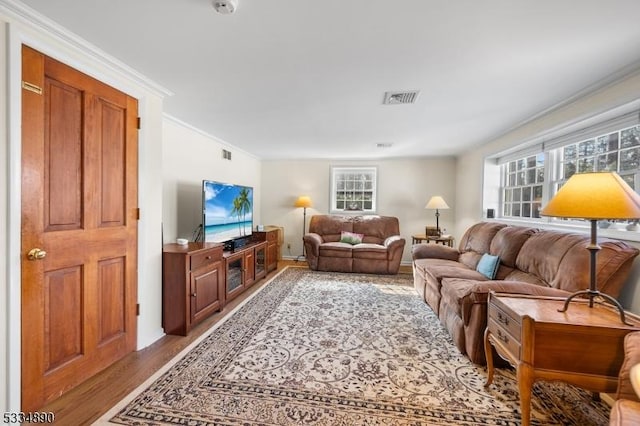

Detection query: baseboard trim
xmin=601 ymin=392 xmax=615 ymax=407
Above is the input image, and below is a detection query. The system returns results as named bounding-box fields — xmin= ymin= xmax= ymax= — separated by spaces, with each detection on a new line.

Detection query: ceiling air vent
xmin=383 ymin=90 xmax=420 ymax=105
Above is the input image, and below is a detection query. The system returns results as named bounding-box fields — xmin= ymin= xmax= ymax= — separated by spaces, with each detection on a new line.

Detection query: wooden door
xmin=21 ymin=45 xmax=139 ymax=411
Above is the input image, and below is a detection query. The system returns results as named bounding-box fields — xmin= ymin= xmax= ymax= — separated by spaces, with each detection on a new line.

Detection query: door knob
xmin=27 ymin=248 xmax=47 ymax=260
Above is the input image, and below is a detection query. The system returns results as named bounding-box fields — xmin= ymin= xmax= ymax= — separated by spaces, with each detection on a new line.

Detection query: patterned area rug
xmin=105 ymin=267 xmax=610 ymax=425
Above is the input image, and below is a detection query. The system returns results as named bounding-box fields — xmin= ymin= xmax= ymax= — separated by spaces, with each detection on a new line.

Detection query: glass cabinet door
xmin=255 ymin=245 xmax=266 ymax=278
xmin=226 ymin=254 xmax=243 ymax=294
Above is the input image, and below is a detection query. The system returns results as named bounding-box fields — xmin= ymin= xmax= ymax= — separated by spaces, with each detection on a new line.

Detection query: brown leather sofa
xmin=303 ymin=215 xmax=406 ymax=274
xmin=611 ymin=332 xmax=640 ymax=425
xmin=412 ymin=221 xmax=639 ymax=365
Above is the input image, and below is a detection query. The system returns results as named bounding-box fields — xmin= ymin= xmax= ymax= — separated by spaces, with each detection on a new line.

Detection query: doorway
xmin=21 ymin=45 xmax=139 ymax=410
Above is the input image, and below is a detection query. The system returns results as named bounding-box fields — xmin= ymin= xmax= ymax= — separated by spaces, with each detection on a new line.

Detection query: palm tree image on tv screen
xmin=203 ymin=180 xmax=253 ymax=243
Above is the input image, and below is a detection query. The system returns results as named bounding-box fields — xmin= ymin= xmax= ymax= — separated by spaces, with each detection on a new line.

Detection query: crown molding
xmin=163 ymin=114 xmax=260 ymax=161
xmin=0 ymin=0 xmax=173 ymax=98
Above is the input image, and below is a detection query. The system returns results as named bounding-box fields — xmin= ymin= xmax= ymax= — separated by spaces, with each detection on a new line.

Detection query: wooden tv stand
xmin=162 ymin=228 xmax=279 ymax=335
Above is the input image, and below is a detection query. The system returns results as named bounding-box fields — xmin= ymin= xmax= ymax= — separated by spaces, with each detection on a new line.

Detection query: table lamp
xmin=540 ymin=171 xmax=640 ymax=324
xmin=294 ymin=195 xmax=313 ymax=259
xmin=425 ymin=196 xmax=449 ymax=236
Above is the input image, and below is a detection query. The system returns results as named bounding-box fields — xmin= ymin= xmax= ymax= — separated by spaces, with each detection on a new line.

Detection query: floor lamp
xmin=294 ymin=195 xmax=312 ymax=261
xmin=425 ymin=196 xmax=449 ymax=236
xmin=541 ymin=172 xmax=640 ymax=324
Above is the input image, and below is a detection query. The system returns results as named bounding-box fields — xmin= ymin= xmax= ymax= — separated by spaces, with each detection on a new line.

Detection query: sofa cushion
xmin=352 ymin=243 xmax=388 ymax=260
xmin=554 ymin=239 xmax=640 ymax=295
xmin=439 ymin=278 xmax=506 ymax=327
xmin=309 ymin=215 xmax=354 ymax=243
xmin=458 ymin=251 xmax=483 ymax=271
xmin=420 ymin=263 xmax=488 ymax=287
xmin=319 ymin=242 xmax=353 ymax=258
xmin=489 ymin=226 xmax=537 ymax=268
xmin=516 ymin=231 xmax=586 ymax=288
xmin=476 ymin=254 xmax=500 ymax=279
xmin=457 ymin=222 xmax=508 ymax=269
xmin=440 ymin=278 xmax=572 ymax=326
xmin=413 ymin=257 xmax=475 ymax=275
xmin=501 ymin=269 xmax=548 ymax=287
xmin=353 ymin=215 xmax=400 ymax=245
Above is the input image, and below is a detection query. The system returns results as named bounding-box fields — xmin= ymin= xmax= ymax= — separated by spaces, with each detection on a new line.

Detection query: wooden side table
xmin=411 ymin=234 xmax=454 ymax=247
xmin=484 ymin=292 xmax=640 ymax=426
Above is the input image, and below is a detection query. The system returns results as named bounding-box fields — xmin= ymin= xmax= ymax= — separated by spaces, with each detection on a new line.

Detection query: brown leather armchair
xmin=610 ymin=331 xmax=640 ymax=425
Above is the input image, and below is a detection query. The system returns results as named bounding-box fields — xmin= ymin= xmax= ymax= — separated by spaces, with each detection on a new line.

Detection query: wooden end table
xmin=411 ymin=234 xmax=454 ymax=247
xmin=484 ymin=292 xmax=640 ymax=426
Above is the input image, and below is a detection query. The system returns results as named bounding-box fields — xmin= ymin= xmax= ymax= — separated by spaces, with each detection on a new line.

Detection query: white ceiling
xmin=17 ymin=0 xmax=640 ymax=160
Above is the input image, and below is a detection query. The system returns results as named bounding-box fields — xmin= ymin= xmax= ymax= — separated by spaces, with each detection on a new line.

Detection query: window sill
xmin=330 ymin=210 xmax=377 ymax=215
xmin=486 ymin=217 xmax=640 ymax=244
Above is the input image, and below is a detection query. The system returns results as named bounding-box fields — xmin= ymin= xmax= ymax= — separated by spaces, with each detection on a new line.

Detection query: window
xmin=502 ymin=154 xmax=544 ymax=219
xmin=497 ymin=111 xmax=640 ymax=224
xmin=555 ymin=126 xmax=640 ymax=191
xmin=330 ymin=166 xmax=377 ymax=213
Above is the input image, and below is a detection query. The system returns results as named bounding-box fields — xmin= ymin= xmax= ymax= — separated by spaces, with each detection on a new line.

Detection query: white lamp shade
xmin=425 ymin=196 xmax=449 ymax=210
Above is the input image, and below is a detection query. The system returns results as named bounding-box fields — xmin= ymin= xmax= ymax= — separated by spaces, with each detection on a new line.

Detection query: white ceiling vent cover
xmin=383 ymin=90 xmax=420 ymax=105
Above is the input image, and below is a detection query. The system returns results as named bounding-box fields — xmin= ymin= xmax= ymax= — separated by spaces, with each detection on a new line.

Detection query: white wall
xmin=162 ymin=117 xmax=262 ymax=243
xmin=456 ymin=70 xmax=640 ymax=313
xmin=261 ymin=157 xmax=457 ymax=263
xmin=136 ymin=96 xmax=166 ymax=350
xmin=0 ymin=5 xmax=167 ymax=412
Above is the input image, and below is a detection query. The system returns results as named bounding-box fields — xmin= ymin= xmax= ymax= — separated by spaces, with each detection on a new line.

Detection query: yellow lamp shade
xmin=541 ymin=172 xmax=640 ymax=220
xmin=294 ymin=195 xmax=313 ymax=208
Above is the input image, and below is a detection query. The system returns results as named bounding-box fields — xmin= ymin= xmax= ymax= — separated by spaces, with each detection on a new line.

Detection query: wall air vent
xmin=222 ymin=149 xmax=232 ymax=160
xmin=383 ymin=90 xmax=420 ymax=105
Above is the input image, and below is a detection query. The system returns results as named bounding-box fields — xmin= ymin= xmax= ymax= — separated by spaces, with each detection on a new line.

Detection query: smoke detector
xmin=212 ymin=0 xmax=238 ymax=14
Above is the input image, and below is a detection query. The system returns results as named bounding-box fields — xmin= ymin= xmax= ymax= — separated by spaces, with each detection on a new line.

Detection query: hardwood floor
xmin=40 ymin=260 xmax=413 ymax=425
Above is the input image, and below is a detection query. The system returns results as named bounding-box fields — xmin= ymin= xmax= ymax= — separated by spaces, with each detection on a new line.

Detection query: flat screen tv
xmin=202 ymin=180 xmax=253 ymax=243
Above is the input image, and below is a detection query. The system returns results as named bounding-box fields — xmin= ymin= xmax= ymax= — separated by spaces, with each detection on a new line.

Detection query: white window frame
xmin=491 ymin=106 xmax=640 ymax=237
xmin=501 ymin=153 xmax=545 ymax=219
xmin=551 ymin=125 xmax=640 ymax=192
xmin=330 ymin=166 xmax=377 ymax=214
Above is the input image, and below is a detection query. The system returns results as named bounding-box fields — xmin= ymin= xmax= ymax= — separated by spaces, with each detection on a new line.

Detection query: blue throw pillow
xmin=476 ymin=253 xmax=500 ymax=279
